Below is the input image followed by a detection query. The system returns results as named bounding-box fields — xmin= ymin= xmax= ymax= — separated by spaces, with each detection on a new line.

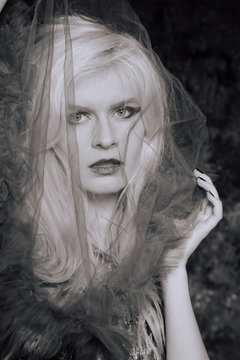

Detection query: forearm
xmin=162 ymin=268 xmax=210 ymax=360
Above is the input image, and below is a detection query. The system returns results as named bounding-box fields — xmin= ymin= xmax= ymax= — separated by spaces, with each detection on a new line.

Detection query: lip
xmin=89 ymin=158 xmax=122 ymax=175
xmin=89 ymin=158 xmax=121 ymax=167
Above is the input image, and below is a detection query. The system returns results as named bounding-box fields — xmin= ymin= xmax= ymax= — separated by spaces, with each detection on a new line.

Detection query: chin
xmin=83 ymin=177 xmax=125 ymax=196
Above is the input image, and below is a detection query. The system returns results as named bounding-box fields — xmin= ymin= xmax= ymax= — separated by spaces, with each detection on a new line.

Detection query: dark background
xmin=1 ymin=0 xmax=240 ymax=358
xmin=129 ymin=0 xmax=240 ymax=358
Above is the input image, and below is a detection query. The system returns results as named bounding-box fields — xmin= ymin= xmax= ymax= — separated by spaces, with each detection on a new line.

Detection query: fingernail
xmin=198 ymin=176 xmax=206 ymax=182
xmin=208 ymin=191 xmax=215 ymax=197
xmin=196 ymin=168 xmax=203 ymax=173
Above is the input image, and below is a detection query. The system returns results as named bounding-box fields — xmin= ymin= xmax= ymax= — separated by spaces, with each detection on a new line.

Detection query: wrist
xmin=161 ymin=266 xmax=188 ymax=294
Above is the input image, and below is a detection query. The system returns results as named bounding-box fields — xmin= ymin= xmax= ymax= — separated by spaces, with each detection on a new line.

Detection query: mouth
xmin=89 ymin=158 xmax=122 ymax=175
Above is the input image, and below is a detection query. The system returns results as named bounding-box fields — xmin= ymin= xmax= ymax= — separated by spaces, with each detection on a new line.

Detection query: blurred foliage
xmin=130 ymin=0 xmax=240 ymax=358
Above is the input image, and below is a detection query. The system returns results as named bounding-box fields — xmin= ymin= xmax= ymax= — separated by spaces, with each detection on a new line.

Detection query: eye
xmin=68 ymin=111 xmax=91 ymax=124
xmin=115 ymin=106 xmax=141 ymax=119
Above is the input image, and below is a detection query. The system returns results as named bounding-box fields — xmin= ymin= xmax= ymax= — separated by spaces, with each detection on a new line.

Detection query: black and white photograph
xmin=0 ymin=0 xmax=239 ymax=359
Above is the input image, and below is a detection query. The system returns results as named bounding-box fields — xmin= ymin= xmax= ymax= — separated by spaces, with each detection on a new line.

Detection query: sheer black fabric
xmin=0 ymin=1 xmax=207 ymax=359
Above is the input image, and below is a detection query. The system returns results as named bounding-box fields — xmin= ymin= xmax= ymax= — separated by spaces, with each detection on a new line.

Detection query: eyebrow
xmin=68 ymin=98 xmax=140 ymax=112
xmin=110 ymin=98 xmax=140 ymax=109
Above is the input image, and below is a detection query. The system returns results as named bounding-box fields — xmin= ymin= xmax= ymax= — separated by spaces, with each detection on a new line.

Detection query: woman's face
xmin=67 ymin=66 xmax=145 ymax=196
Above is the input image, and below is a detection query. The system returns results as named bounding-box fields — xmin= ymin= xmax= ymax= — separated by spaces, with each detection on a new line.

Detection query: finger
xmin=196 ymin=177 xmax=219 ymax=198
xmin=200 ymin=198 xmax=208 ymax=213
xmin=194 ymin=169 xmax=214 ymax=184
xmin=193 ymin=169 xmax=219 ymax=197
xmin=206 ymin=191 xmax=223 ymax=220
xmin=196 ymin=194 xmax=222 ymax=236
xmin=195 ymin=212 xmax=222 ymax=241
xmin=196 ymin=200 xmax=210 ymax=223
xmin=194 ymin=201 xmax=212 ymax=226
xmin=204 ymin=204 xmax=213 ymax=219
xmin=200 ymin=199 xmax=222 ymax=236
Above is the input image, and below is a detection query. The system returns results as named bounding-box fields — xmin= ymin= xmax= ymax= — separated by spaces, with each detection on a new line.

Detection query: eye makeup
xmin=114 ymin=106 xmax=141 ymax=119
xmin=67 ymin=98 xmax=141 ymax=124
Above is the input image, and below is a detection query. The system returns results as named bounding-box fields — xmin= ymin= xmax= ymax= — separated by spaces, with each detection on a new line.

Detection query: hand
xmin=164 ymin=169 xmax=223 ymax=274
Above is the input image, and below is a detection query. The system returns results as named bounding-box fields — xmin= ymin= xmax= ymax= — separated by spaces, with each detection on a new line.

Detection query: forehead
xmin=73 ymin=66 xmax=141 ymax=107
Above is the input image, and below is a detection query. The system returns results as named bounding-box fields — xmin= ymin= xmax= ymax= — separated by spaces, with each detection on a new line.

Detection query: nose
xmin=92 ymin=116 xmax=118 ymax=149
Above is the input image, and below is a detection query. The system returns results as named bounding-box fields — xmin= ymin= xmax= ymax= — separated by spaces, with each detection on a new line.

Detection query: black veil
xmin=0 ymin=0 xmax=207 ymax=359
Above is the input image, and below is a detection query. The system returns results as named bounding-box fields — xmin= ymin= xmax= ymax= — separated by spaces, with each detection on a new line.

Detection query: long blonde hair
xmin=24 ymin=15 xmax=168 ymax=358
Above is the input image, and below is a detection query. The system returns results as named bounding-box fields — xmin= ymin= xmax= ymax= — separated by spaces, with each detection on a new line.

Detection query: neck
xmin=85 ymin=192 xmax=119 ymax=250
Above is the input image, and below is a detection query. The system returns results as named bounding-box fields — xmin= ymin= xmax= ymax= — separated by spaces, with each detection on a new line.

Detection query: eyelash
xmin=68 ymin=106 xmax=141 ymax=124
xmin=68 ymin=111 xmax=90 ymax=124
xmin=115 ymin=106 xmax=141 ymax=119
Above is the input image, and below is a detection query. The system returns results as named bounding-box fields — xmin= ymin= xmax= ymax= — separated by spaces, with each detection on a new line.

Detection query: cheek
xmin=76 ymin=128 xmax=92 ymax=161
xmin=124 ymin=122 xmax=145 ymax=166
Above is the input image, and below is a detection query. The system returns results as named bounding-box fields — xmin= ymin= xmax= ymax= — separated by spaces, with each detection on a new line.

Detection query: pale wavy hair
xmin=24 ymin=15 xmax=168 ymax=359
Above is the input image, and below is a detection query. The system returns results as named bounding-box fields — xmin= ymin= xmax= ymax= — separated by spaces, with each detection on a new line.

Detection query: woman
xmin=0 ymin=0 xmax=222 ymax=359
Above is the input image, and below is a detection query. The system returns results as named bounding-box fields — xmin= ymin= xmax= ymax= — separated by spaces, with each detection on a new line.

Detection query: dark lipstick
xmin=89 ymin=158 xmax=122 ymax=175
